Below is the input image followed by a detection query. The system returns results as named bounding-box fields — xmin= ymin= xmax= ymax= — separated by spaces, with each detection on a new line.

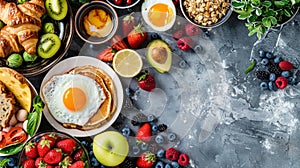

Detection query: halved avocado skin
xmin=146 ymin=39 xmax=172 ymax=73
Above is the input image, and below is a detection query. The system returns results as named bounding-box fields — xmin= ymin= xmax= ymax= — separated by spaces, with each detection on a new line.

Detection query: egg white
xmin=141 ymin=0 xmax=176 ymax=31
xmin=42 ymin=74 xmax=106 ymax=126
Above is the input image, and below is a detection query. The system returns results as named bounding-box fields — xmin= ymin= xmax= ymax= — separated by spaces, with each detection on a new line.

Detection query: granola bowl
xmin=179 ymin=0 xmax=233 ymax=28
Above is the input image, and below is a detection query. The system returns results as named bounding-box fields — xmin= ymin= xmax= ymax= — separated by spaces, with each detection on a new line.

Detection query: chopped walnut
xmin=183 ymin=0 xmax=230 ymax=26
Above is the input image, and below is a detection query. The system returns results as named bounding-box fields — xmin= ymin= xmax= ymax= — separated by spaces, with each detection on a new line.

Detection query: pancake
xmin=66 ymin=65 xmax=117 ymax=130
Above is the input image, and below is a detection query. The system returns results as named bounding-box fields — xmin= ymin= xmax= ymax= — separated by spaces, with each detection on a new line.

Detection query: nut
xmin=183 ymin=0 xmax=230 ymax=26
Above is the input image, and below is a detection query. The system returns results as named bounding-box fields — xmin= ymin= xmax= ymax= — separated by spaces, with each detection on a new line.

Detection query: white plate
xmin=40 ymin=56 xmax=124 ymax=137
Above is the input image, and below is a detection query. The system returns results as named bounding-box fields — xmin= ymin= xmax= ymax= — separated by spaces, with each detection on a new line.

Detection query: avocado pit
xmin=151 ymin=47 xmax=168 ymax=64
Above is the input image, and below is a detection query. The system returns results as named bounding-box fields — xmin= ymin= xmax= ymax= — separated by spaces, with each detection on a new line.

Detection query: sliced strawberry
xmin=111 ymin=35 xmax=128 ymax=51
xmin=97 ymin=47 xmax=116 ymax=62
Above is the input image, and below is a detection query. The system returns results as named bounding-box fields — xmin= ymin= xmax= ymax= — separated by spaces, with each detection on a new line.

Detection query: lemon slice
xmin=112 ymin=49 xmax=143 ymax=78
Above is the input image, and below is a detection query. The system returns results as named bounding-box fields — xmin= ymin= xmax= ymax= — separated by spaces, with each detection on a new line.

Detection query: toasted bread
xmin=0 ymin=67 xmax=32 ymax=112
xmin=66 ymin=65 xmax=117 ymax=130
xmin=0 ymin=81 xmax=17 ymax=129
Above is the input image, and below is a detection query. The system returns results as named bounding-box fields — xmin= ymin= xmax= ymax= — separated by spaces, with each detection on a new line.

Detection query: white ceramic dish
xmin=40 ymin=56 xmax=124 ymax=137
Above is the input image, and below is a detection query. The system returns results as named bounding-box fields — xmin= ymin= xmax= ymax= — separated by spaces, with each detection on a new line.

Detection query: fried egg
xmin=42 ymin=74 xmax=106 ymax=126
xmin=141 ymin=0 xmax=176 ymax=31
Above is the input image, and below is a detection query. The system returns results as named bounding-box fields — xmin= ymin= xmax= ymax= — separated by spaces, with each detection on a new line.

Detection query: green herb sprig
xmin=232 ymin=0 xmax=300 ymax=39
xmin=27 ymin=95 xmax=44 ymax=137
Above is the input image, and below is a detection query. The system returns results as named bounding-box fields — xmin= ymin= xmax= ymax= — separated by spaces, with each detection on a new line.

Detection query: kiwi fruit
xmin=37 ymin=33 xmax=61 ymax=59
xmin=45 ymin=0 xmax=68 ymax=21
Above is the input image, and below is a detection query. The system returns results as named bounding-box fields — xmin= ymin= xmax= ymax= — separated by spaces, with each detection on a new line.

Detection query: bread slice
xmin=0 ymin=67 xmax=32 ymax=112
xmin=65 ymin=65 xmax=117 ymax=130
xmin=0 ymin=81 xmax=16 ymax=129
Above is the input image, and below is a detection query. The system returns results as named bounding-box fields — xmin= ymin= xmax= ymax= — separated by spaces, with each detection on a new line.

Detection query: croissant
xmin=0 ymin=0 xmax=45 ymax=57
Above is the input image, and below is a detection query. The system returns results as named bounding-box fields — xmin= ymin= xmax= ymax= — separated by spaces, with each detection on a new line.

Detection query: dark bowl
xmin=0 ymin=0 xmax=74 ymax=77
xmin=75 ymin=1 xmax=118 ymax=45
xmin=18 ymin=131 xmax=91 ymax=167
xmin=179 ymin=0 xmax=233 ymax=29
xmin=106 ymin=0 xmax=141 ymax=9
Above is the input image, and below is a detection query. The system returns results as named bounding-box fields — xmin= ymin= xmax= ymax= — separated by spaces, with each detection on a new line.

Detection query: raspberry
xmin=275 ymin=77 xmax=288 ymax=89
xmin=256 ymin=71 xmax=269 ymax=80
xmin=158 ymin=124 xmax=168 ymax=132
xmin=268 ymin=64 xmax=282 ymax=75
xmin=165 ymin=148 xmax=179 ymax=161
xmin=172 ymin=30 xmax=184 ymax=40
xmin=178 ymin=153 xmax=190 ymax=166
xmin=279 ymin=61 xmax=293 ymax=71
xmin=185 ymin=23 xmax=200 ymax=36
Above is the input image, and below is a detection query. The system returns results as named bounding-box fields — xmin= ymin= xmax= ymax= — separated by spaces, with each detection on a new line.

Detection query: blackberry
xmin=120 ymin=159 xmax=136 ymax=168
xmin=256 ymin=71 xmax=269 ymax=80
xmin=268 ymin=63 xmax=282 ymax=75
xmin=131 ymin=113 xmax=147 ymax=126
xmin=158 ymin=124 xmax=168 ymax=132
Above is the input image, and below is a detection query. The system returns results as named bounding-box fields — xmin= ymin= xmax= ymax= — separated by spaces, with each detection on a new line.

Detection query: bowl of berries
xmin=106 ymin=0 xmax=141 ymax=9
xmin=18 ymin=131 xmax=91 ymax=168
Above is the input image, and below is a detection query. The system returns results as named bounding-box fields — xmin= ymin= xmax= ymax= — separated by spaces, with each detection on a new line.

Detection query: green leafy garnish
xmin=232 ymin=0 xmax=300 ymax=39
xmin=27 ymin=95 xmax=44 ymax=137
xmin=0 ymin=143 xmax=23 ymax=155
xmin=0 ymin=158 xmax=9 ymax=168
xmin=244 ymin=60 xmax=256 ymax=74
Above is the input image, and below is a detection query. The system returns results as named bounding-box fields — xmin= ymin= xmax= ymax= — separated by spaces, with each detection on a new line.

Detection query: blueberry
xmin=258 ymin=50 xmax=266 ymax=58
xmin=89 ymin=150 xmax=94 ymax=156
xmin=132 ymin=145 xmax=140 ymax=155
xmin=151 ymin=33 xmax=160 ymax=40
xmin=101 ymin=165 xmax=106 ymax=168
xmin=7 ymin=157 xmax=16 ymax=167
xmin=165 ymin=164 xmax=172 ymax=168
xmin=155 ymin=135 xmax=164 ymax=144
xmin=261 ymin=58 xmax=269 ymax=65
xmin=167 ymin=132 xmax=177 ymax=142
xmin=12 ymin=166 xmax=18 ymax=168
xmin=269 ymin=73 xmax=276 ymax=81
xmin=266 ymin=52 xmax=274 ymax=59
xmin=89 ymin=142 xmax=93 ymax=149
xmin=81 ymin=140 xmax=88 ymax=147
xmin=281 ymin=71 xmax=291 ymax=78
xmin=268 ymin=81 xmax=278 ymax=91
xmin=260 ymin=82 xmax=268 ymax=90
xmin=288 ymin=77 xmax=296 ymax=85
xmin=141 ymin=143 xmax=149 ymax=151
xmin=91 ymin=157 xmax=100 ymax=167
xmin=171 ymin=161 xmax=180 ymax=168
xmin=121 ymin=127 xmax=131 ymax=137
xmin=155 ymin=161 xmax=164 ymax=168
xmin=274 ymin=56 xmax=283 ymax=63
xmin=152 ymin=124 xmax=158 ymax=132
xmin=157 ymin=149 xmax=165 ymax=158
xmin=147 ymin=115 xmax=156 ymax=122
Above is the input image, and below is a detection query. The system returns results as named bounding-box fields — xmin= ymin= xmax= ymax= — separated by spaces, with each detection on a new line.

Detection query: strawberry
xmin=275 ymin=77 xmax=288 ymax=89
xmin=35 ymin=157 xmax=44 ymax=167
xmin=165 ymin=147 xmax=179 ymax=161
xmin=22 ymin=159 xmax=35 ymax=168
xmin=279 ymin=61 xmax=293 ymax=71
xmin=25 ymin=142 xmax=38 ymax=159
xmin=173 ymin=0 xmax=179 ymax=5
xmin=136 ymin=151 xmax=156 ymax=168
xmin=97 ymin=47 xmax=116 ymax=62
xmin=138 ymin=73 xmax=156 ymax=92
xmin=127 ymin=23 xmax=147 ymax=49
xmin=122 ymin=12 xmax=136 ymax=36
xmin=68 ymin=160 xmax=86 ymax=168
xmin=59 ymin=156 xmax=73 ymax=168
xmin=178 ymin=153 xmax=190 ymax=166
xmin=177 ymin=37 xmax=194 ymax=51
xmin=111 ymin=35 xmax=128 ymax=51
xmin=185 ymin=23 xmax=200 ymax=36
xmin=172 ymin=29 xmax=184 ymax=40
xmin=42 ymin=133 xmax=59 ymax=148
xmin=37 ymin=139 xmax=52 ymax=157
xmin=136 ymin=123 xmax=152 ymax=143
xmin=56 ymin=138 xmax=78 ymax=155
xmin=73 ymin=148 xmax=86 ymax=161
xmin=44 ymin=148 xmax=63 ymax=165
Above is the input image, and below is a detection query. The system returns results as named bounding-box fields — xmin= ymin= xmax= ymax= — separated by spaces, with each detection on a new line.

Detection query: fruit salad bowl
xmin=18 ymin=131 xmax=91 ymax=167
xmin=106 ymin=0 xmax=141 ymax=9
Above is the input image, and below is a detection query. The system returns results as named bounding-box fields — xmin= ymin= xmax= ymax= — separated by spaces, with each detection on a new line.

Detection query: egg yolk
xmin=148 ymin=3 xmax=174 ymax=27
xmin=63 ymin=87 xmax=87 ymax=112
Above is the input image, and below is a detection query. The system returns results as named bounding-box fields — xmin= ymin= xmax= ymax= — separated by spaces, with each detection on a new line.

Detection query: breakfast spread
xmin=41 ymin=65 xmax=117 ymax=131
xmin=83 ymin=9 xmax=113 ymax=38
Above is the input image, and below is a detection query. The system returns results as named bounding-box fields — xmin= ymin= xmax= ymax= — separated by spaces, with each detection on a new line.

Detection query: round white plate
xmin=40 ymin=56 xmax=124 ymax=137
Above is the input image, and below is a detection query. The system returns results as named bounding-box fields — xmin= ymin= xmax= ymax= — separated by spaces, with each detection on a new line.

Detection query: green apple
xmin=93 ymin=131 xmax=129 ymax=166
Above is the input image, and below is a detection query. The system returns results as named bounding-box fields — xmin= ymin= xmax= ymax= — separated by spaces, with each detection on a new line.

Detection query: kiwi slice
xmin=45 ymin=0 xmax=68 ymax=21
xmin=37 ymin=33 xmax=61 ymax=59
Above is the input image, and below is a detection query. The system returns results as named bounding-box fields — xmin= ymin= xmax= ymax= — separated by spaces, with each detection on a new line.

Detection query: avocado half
xmin=146 ymin=39 xmax=172 ymax=73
